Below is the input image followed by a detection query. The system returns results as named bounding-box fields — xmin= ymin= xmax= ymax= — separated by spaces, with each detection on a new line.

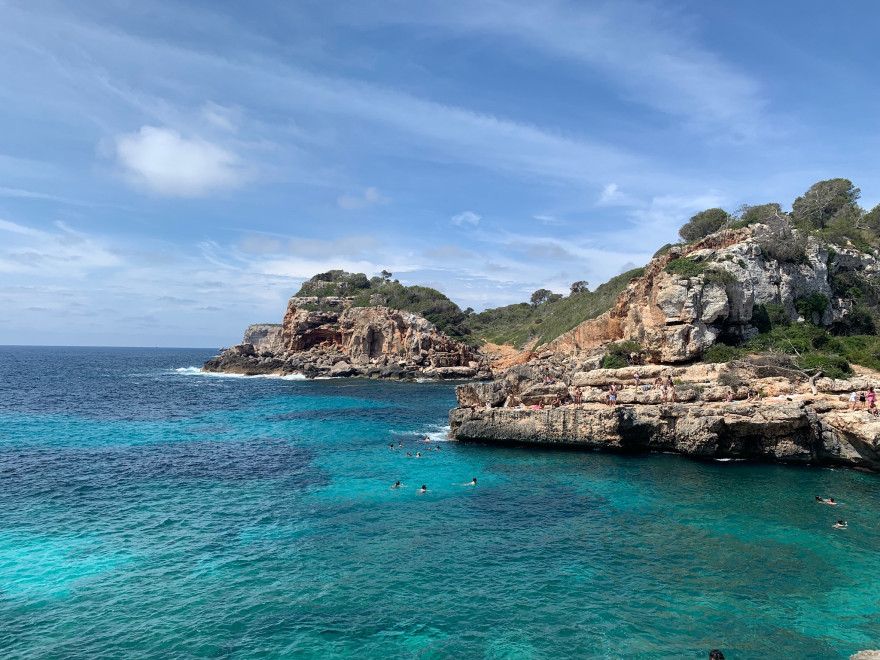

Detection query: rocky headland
xmin=204 ymin=294 xmax=489 ymax=380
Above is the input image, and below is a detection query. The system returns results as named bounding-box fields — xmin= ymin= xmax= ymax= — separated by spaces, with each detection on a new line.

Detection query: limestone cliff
xmin=449 ymin=401 xmax=880 ymax=470
xmin=204 ymin=296 xmax=488 ymax=380
xmin=542 ymin=226 xmax=877 ymax=363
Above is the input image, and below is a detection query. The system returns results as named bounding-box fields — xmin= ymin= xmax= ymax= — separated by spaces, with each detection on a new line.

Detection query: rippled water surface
xmin=1 ymin=346 xmax=879 ymax=659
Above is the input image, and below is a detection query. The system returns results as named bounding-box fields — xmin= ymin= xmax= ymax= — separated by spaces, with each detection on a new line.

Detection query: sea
xmin=1 ymin=346 xmax=878 ymax=659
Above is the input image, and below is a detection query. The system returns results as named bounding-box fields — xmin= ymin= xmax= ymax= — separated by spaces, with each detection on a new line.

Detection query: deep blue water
xmin=1 ymin=346 xmax=879 ymax=659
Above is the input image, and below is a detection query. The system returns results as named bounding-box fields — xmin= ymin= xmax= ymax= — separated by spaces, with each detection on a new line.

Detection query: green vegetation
xmin=678 ymin=208 xmax=730 ymax=242
xmin=295 ymin=270 xmax=472 ymax=341
xmin=467 ymin=268 xmax=645 ymax=349
xmin=601 ymin=354 xmax=628 ymax=369
xmin=664 ymin=258 xmax=705 ymax=278
xmin=703 ymin=344 xmax=742 ymax=363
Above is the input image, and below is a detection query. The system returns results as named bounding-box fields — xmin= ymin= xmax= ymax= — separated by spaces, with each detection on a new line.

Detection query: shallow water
xmin=1 ymin=346 xmax=878 ymax=658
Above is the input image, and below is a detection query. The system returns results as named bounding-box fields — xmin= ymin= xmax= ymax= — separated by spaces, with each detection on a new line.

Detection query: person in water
xmin=424 ymin=436 xmax=431 ymax=442
xmin=463 ymin=477 xmax=477 ymax=486
xmin=709 ymin=651 xmax=725 ymax=660
xmin=834 ymin=519 xmax=848 ymax=529
xmin=417 ymin=485 xmax=427 ymax=494
xmin=434 ymin=446 xmax=440 ymax=451
xmin=416 ymin=452 xmax=422 ymax=458
xmin=406 ymin=452 xmax=412 ymax=457
xmin=826 ymin=497 xmax=838 ymax=505
xmin=815 ymin=495 xmax=824 ymax=502
xmin=389 ymin=443 xmax=395 ymax=450
xmin=391 ymin=481 xmax=402 ymax=489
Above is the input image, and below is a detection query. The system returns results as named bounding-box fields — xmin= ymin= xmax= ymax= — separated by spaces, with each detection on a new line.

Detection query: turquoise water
xmin=1 ymin=347 xmax=879 ymax=658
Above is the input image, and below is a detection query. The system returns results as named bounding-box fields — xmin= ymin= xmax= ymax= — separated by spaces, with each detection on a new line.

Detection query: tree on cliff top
xmin=791 ymin=178 xmax=861 ymax=231
xmin=530 ymin=289 xmax=553 ymax=306
xmin=678 ymin=208 xmax=730 ymax=242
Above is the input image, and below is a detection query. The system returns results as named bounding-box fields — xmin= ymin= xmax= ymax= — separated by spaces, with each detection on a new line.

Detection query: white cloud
xmin=598 ymin=183 xmax=629 ymax=206
xmin=451 ymin=210 xmax=481 ymax=226
xmin=337 ymin=186 xmax=389 ymax=210
xmin=113 ymin=126 xmax=248 ymax=197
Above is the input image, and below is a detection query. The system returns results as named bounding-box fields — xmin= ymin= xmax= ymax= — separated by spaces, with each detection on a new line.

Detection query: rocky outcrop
xmin=449 ymin=400 xmax=880 ymax=470
xmin=204 ymin=296 xmax=489 ymax=380
xmin=242 ymin=324 xmax=284 ymax=354
xmin=543 ymin=227 xmax=876 ymax=363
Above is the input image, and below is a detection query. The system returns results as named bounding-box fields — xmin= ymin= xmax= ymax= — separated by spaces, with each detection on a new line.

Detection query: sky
xmin=1 ymin=0 xmax=879 ymax=347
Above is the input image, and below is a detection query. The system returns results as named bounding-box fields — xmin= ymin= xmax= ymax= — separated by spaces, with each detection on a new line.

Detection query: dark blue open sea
xmin=1 ymin=346 xmax=879 ymax=658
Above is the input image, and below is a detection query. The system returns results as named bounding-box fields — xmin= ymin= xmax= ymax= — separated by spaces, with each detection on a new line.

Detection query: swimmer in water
xmin=391 ymin=481 xmax=402 ymax=489
xmin=463 ymin=477 xmax=477 ymax=486
xmin=815 ymin=495 xmax=823 ymax=502
xmin=417 ymin=485 xmax=427 ymax=494
xmin=416 ymin=452 xmax=422 ymax=458
xmin=833 ymin=519 xmax=848 ymax=529
xmin=424 ymin=436 xmax=431 ymax=442
xmin=389 ymin=443 xmax=395 ymax=450
xmin=826 ymin=497 xmax=838 ymax=506
xmin=398 ymin=442 xmax=403 ymax=448
xmin=406 ymin=452 xmax=412 ymax=457
xmin=435 ymin=446 xmax=441 ymax=451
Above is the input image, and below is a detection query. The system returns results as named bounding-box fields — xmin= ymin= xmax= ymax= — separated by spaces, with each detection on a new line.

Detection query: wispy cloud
xmin=361 ymin=0 xmax=768 ymax=139
xmin=451 ymin=211 xmax=481 ymax=226
xmin=337 ymin=186 xmax=390 ymax=210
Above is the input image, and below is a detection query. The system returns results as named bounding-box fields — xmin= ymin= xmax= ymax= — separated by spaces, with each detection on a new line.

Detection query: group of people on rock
xmin=848 ymin=387 xmax=878 ymax=415
xmin=815 ymin=495 xmax=848 ymax=529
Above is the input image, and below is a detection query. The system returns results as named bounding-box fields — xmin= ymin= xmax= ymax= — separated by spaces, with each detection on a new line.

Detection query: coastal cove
xmin=2 ymin=347 xmax=880 ymax=658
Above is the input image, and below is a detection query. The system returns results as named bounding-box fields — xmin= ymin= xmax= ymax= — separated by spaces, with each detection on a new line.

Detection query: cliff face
xmin=544 ymin=227 xmax=876 ymax=362
xmin=204 ymin=296 xmax=488 ymax=380
xmin=449 ymin=402 xmax=880 ymax=470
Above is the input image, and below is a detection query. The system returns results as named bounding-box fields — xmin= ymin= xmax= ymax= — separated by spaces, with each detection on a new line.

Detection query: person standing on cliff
xmin=633 ymin=370 xmax=641 ymax=388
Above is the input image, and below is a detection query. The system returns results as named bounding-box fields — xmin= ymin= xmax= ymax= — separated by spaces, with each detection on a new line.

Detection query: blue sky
xmin=1 ymin=0 xmax=878 ymax=346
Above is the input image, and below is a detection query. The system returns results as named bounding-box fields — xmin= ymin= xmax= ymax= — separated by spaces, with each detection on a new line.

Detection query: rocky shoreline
xmin=449 ymin=363 xmax=880 ymax=471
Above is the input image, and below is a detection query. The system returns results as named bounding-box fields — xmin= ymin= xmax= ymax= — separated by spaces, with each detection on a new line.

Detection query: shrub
xmin=703 ymin=344 xmax=741 ymax=363
xmin=703 ymin=268 xmax=739 ymax=286
xmin=795 ymin=293 xmax=830 ymax=321
xmin=601 ymin=353 xmax=628 ymax=369
xmin=679 ymin=208 xmax=730 ymax=242
xmin=664 ymin=258 xmax=705 ymax=278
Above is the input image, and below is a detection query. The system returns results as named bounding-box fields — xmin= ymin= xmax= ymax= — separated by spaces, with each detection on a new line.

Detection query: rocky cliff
xmin=449 ymin=360 xmax=880 ymax=470
xmin=204 ymin=296 xmax=489 ymax=380
xmin=449 ymin=401 xmax=880 ymax=469
xmin=542 ymin=225 xmax=876 ymax=362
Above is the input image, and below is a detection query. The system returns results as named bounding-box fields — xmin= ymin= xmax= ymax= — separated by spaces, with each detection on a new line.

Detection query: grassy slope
xmin=466 ymin=268 xmax=644 ymax=349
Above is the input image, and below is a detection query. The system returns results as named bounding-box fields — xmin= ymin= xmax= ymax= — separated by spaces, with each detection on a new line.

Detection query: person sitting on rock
xmin=725 ymin=390 xmax=735 ymax=402
xmin=746 ymin=388 xmax=761 ymax=403
xmin=653 ymin=377 xmax=663 ymax=390
xmin=543 ymin=376 xmax=555 ymax=385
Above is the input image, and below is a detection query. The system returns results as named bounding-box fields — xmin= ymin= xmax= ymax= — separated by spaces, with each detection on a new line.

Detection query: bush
xmin=601 ymin=353 xmax=628 ymax=369
xmin=795 ymin=293 xmax=830 ymax=321
xmin=664 ymin=258 xmax=705 ymax=278
xmin=703 ymin=268 xmax=738 ymax=286
xmin=679 ymin=208 xmax=730 ymax=242
xmin=703 ymin=344 xmax=741 ymax=363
